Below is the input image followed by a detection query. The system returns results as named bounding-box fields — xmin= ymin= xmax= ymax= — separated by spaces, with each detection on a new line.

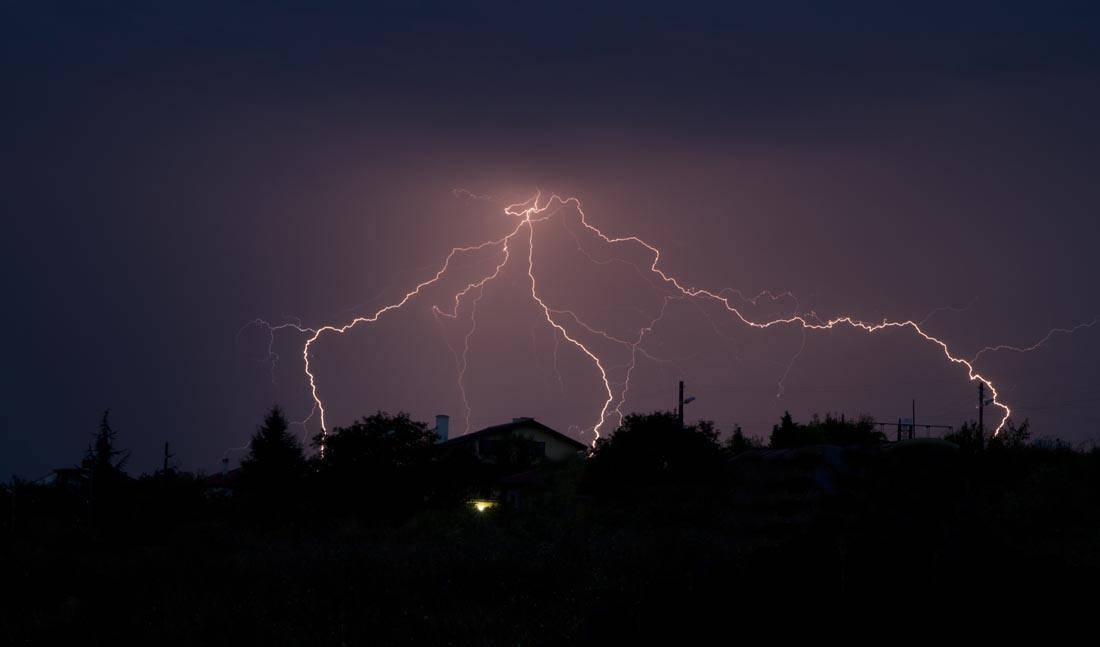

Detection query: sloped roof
xmin=441 ymin=418 xmax=587 ymax=451
xmin=201 ymin=467 xmax=241 ymax=488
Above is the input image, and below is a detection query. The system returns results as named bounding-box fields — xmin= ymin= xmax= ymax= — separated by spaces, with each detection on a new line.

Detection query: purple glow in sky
xmin=4 ymin=2 xmax=1100 ymax=478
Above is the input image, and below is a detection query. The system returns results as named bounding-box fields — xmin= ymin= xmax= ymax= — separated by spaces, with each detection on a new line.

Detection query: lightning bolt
xmin=248 ymin=190 xmax=1096 ymax=450
xmin=776 ymin=327 xmax=808 ymax=399
xmin=432 ymin=255 xmax=506 ymax=434
xmin=969 ymin=317 xmax=1099 ymax=364
xmin=918 ymin=298 xmax=977 ymax=327
xmin=521 ymin=193 xmax=1018 ymax=435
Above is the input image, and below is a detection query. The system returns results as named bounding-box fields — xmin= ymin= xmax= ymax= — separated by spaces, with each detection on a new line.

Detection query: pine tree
xmin=769 ymin=411 xmax=800 ymax=448
xmin=84 ymin=410 xmax=130 ymax=476
xmin=239 ymin=406 xmax=306 ymax=498
xmin=82 ymin=410 xmax=130 ymax=505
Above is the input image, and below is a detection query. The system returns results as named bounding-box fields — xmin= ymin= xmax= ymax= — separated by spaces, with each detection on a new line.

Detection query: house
xmin=431 ymin=416 xmax=586 ymax=511
xmin=34 ymin=467 xmax=90 ymax=496
xmin=200 ymin=458 xmax=241 ymax=497
xmin=436 ymin=417 xmax=586 ymax=512
xmin=438 ymin=417 xmax=588 ymax=464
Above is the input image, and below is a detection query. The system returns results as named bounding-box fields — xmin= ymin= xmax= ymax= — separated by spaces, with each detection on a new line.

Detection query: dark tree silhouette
xmin=314 ymin=411 xmax=435 ymax=471
xmin=808 ymin=412 xmax=883 ymax=445
xmin=585 ymin=411 xmax=724 ymax=493
xmin=82 ymin=410 xmax=131 ymax=506
xmin=238 ymin=406 xmax=306 ymax=501
xmin=769 ymin=411 xmax=883 ymax=448
xmin=944 ymin=421 xmax=983 ymax=453
xmin=84 ymin=410 xmax=130 ymax=476
xmin=725 ymin=424 xmax=762 ymax=455
xmin=988 ymin=418 xmax=1031 ymax=451
xmin=311 ymin=411 xmax=438 ymax=514
xmin=768 ymin=411 xmax=800 ymax=448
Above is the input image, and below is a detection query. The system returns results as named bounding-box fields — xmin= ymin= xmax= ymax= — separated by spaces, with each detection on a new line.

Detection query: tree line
xmin=3 ymin=402 xmax=1097 ymax=644
xmin=0 ymin=401 xmax=1051 ymax=531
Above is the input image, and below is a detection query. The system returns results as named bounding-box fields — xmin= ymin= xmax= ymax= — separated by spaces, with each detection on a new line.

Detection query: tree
xmin=809 ymin=412 xmax=883 ymax=445
xmin=84 ymin=410 xmax=130 ymax=476
xmin=311 ymin=411 xmax=438 ymax=514
xmin=726 ymin=424 xmax=762 ymax=455
xmin=585 ymin=411 xmax=725 ymax=493
xmin=944 ymin=421 xmax=983 ymax=453
xmin=238 ymin=406 xmax=306 ymax=500
xmin=768 ymin=411 xmax=801 ymax=448
xmin=768 ymin=411 xmax=883 ymax=448
xmin=82 ymin=410 xmax=130 ymax=504
xmin=314 ymin=411 xmax=435 ymax=472
xmin=988 ymin=418 xmax=1031 ymax=452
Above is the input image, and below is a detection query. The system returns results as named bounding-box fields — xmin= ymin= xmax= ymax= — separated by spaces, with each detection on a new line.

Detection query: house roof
xmin=201 ymin=467 xmax=241 ymax=488
xmin=440 ymin=418 xmax=588 ymax=451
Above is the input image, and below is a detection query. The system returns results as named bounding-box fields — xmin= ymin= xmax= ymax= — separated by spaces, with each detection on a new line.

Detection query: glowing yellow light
xmin=471 ymin=499 xmax=497 ymax=512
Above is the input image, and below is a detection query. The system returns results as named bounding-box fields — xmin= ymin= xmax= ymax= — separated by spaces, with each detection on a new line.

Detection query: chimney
xmin=435 ymin=414 xmax=450 ymax=443
xmin=221 ymin=457 xmax=229 ymax=475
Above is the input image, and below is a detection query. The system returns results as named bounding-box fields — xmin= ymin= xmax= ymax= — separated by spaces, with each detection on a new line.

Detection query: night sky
xmin=4 ymin=1 xmax=1100 ymax=479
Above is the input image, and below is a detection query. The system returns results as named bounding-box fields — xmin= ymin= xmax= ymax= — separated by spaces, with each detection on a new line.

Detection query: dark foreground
xmin=4 ymin=440 xmax=1099 ymax=644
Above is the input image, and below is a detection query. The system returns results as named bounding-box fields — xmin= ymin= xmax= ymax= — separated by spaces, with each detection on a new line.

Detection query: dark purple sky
xmin=4 ymin=1 xmax=1100 ymax=479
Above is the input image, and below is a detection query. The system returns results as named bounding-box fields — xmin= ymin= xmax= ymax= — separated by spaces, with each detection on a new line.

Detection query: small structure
xmin=200 ymin=458 xmax=240 ymax=498
xmin=439 ymin=417 xmax=587 ymax=464
xmin=34 ymin=468 xmax=91 ymax=496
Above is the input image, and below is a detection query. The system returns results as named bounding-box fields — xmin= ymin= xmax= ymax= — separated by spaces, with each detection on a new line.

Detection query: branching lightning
xmin=247 ymin=190 xmax=1096 ymax=448
xmin=970 ymin=317 xmax=1099 ymax=363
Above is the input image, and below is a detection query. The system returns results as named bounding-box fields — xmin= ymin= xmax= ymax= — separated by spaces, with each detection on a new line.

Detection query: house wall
xmin=510 ymin=425 xmax=584 ymax=461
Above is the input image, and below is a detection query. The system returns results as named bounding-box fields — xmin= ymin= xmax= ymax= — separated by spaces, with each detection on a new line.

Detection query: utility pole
xmin=678 ymin=380 xmax=685 ymax=429
xmin=162 ymin=442 xmax=174 ymax=474
xmin=977 ymin=382 xmax=985 ymax=449
xmin=911 ymin=399 xmax=916 ymax=440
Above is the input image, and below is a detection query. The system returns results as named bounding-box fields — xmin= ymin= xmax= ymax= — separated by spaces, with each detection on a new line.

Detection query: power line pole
xmin=162 ymin=442 xmax=174 ymax=474
xmin=678 ymin=380 xmax=685 ymax=429
xmin=977 ymin=382 xmax=985 ymax=449
xmin=911 ymin=399 xmax=916 ymax=440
